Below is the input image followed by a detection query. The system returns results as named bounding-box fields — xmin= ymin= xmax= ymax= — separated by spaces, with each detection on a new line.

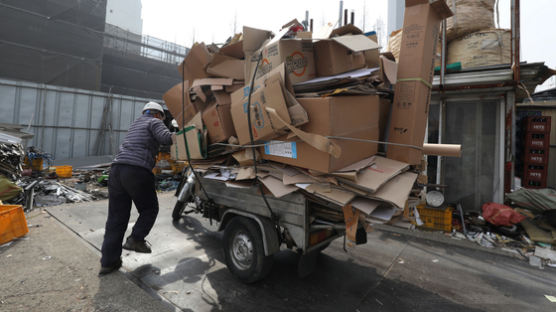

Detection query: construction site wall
xmin=0 ymin=78 xmax=156 ymax=160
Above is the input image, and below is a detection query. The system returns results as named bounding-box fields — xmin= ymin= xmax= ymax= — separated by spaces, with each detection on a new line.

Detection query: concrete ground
xmin=0 ymin=210 xmax=174 ymax=312
xmin=2 ymin=192 xmax=556 ymax=311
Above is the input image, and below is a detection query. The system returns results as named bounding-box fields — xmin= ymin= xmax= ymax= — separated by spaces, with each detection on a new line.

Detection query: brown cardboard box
xmin=243 ymin=26 xmax=273 ymax=81
xmin=177 ymin=43 xmax=212 ymax=82
xmin=261 ymin=95 xmax=381 ymax=173
xmin=231 ymin=63 xmax=309 ymax=145
xmin=171 ymin=112 xmax=207 ymax=160
xmin=387 ymin=0 xmax=452 ymax=164
xmin=243 ymin=26 xmax=316 ymax=84
xmin=363 ymin=33 xmax=380 ymax=69
xmin=313 ymin=24 xmax=379 ymax=77
xmin=163 ymin=81 xmax=198 ymax=128
xmin=314 ymin=34 xmax=379 ymax=77
xmin=206 ymin=54 xmax=244 ymax=80
xmin=259 ymin=38 xmax=316 ymax=84
xmin=202 ymin=102 xmax=235 ymax=143
xmin=230 ymin=71 xmax=291 ymax=145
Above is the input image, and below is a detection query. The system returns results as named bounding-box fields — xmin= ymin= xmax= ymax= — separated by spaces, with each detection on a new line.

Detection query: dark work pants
xmin=100 ymin=164 xmax=159 ymax=267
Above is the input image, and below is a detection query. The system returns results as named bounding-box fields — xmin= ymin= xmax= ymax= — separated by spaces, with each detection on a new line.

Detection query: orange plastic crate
xmin=0 ymin=205 xmax=29 ymax=245
xmin=416 ymin=204 xmax=452 ymax=232
xmin=55 ymin=165 xmax=73 ymax=178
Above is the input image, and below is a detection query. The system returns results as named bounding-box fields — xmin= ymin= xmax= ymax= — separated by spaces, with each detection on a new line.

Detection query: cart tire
xmin=223 ymin=217 xmax=273 ymax=283
xmin=172 ymin=201 xmax=186 ymax=221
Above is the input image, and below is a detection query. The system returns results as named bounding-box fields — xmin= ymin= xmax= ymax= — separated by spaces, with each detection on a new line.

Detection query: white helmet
xmin=142 ymin=101 xmax=165 ymax=117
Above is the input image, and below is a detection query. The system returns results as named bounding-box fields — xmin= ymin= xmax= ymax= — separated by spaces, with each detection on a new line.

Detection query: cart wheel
xmin=172 ymin=201 xmax=187 ymax=221
xmin=223 ymin=217 xmax=273 ymax=283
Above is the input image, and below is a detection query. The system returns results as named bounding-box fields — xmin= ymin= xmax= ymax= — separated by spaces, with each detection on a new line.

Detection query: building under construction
xmin=0 ymin=0 xmax=186 ymax=99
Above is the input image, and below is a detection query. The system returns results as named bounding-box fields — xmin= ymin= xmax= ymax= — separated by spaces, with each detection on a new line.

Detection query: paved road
xmin=44 ymin=192 xmax=556 ymax=312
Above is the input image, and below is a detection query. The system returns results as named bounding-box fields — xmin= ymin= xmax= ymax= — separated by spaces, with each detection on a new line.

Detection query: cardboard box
xmin=163 ymin=81 xmax=198 ymax=128
xmin=387 ymin=0 xmax=452 ymax=164
xmin=363 ymin=32 xmax=380 ymax=69
xmin=261 ymin=95 xmax=381 ymax=173
xmin=243 ymin=26 xmax=272 ymax=81
xmin=206 ymin=54 xmax=244 ymax=80
xmin=314 ymin=24 xmax=379 ymax=77
xmin=243 ymin=26 xmax=316 ymax=84
xmin=177 ymin=43 xmax=212 ymax=82
xmin=202 ymin=102 xmax=235 ymax=143
xmin=171 ymin=112 xmax=207 ymax=160
xmin=231 ymin=71 xmax=291 ymax=145
xmin=231 ymin=63 xmax=308 ymax=145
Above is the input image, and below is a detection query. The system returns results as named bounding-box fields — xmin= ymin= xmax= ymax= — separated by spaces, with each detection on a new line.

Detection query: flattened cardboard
xmin=363 ymin=33 xmax=380 ymax=69
xmin=387 ymin=0 xmax=452 ymax=164
xmin=306 ymin=184 xmax=356 ymax=206
xmin=202 ymin=103 xmax=236 ymax=143
xmin=351 ymin=197 xmax=382 ymax=216
xmin=331 ymin=35 xmax=380 ymax=53
xmin=261 ymin=95 xmax=381 ymax=173
xmin=206 ymin=54 xmax=244 ymax=80
xmin=339 ymin=156 xmax=410 ymax=193
xmin=367 ymin=171 xmax=418 ymax=209
xmin=282 ymin=173 xmax=316 ymax=185
xmin=191 ymin=78 xmax=234 ymax=88
xmin=236 ymin=167 xmax=256 ymax=180
xmin=163 ymin=81 xmax=197 ymax=128
xmin=220 ymin=40 xmax=244 ymax=59
xmin=232 ymin=149 xmax=259 ymax=166
xmin=178 ymin=43 xmax=212 ymax=82
xmin=260 ymin=176 xmax=298 ymax=198
xmin=380 ymin=55 xmax=398 ymax=87
xmin=332 ymin=156 xmax=376 ymax=181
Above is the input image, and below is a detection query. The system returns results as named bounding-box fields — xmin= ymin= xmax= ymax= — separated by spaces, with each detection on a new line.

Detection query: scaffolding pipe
xmin=338 ymin=1 xmax=343 ymax=28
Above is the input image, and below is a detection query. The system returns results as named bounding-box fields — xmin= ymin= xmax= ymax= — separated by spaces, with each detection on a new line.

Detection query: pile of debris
xmin=162 ymin=1 xmax=459 ymax=241
xmin=0 ymin=135 xmax=24 ymax=181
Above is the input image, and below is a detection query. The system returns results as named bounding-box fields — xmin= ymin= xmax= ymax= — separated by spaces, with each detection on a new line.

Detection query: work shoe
xmin=122 ymin=236 xmax=152 ymax=253
xmin=98 ymin=259 xmax=122 ymax=276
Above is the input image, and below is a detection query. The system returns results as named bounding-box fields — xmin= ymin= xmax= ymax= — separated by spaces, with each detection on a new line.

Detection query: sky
xmin=140 ymin=0 xmax=556 ymax=91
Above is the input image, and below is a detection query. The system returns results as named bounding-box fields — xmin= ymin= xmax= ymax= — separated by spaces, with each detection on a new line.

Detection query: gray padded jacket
xmin=112 ymin=115 xmax=173 ymax=170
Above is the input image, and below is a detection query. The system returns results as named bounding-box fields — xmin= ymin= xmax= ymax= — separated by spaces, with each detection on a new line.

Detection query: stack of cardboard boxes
xmin=163 ymin=1 xmax=456 ymax=231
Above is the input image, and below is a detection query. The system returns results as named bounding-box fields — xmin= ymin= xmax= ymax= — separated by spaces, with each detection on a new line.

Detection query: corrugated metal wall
xmin=0 ymin=78 xmax=158 ymax=160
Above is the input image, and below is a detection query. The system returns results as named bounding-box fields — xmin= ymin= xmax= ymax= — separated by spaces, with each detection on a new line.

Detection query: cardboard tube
xmin=423 ymin=144 xmax=461 ymax=157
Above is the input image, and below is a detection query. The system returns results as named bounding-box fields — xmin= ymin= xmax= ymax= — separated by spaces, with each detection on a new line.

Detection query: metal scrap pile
xmin=0 ymin=141 xmax=24 ymax=181
xmin=16 ymin=178 xmax=94 ymax=208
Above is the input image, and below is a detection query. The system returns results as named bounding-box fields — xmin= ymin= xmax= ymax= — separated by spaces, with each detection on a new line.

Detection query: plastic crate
xmin=525 ymin=116 xmax=551 ymax=133
xmin=523 ymin=150 xmax=548 ymax=165
xmin=523 ymin=165 xmax=548 ymax=188
xmin=416 ymin=204 xmax=452 ymax=232
xmin=0 ymin=205 xmax=29 ymax=245
xmin=524 ymin=133 xmax=550 ymax=150
xmin=55 ymin=165 xmax=73 ymax=178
